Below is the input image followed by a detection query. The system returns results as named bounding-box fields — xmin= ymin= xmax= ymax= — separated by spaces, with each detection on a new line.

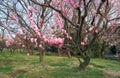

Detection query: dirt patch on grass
xmin=104 ymin=69 xmax=120 ymax=78
xmin=0 ymin=72 xmax=12 ymax=78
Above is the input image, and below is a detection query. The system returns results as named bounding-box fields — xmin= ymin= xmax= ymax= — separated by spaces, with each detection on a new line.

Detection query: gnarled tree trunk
xmin=77 ymin=50 xmax=90 ymax=70
xmin=79 ymin=56 xmax=90 ymax=70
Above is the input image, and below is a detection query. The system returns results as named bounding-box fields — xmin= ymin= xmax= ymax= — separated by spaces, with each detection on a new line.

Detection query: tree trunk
xmin=39 ymin=49 xmax=44 ymax=62
xmin=0 ymin=48 xmax=3 ymax=53
xmin=99 ymin=41 xmax=106 ymax=58
xmin=58 ymin=48 xmax=61 ymax=56
xmin=79 ymin=56 xmax=90 ymax=70
xmin=39 ymin=52 xmax=43 ymax=62
xmin=67 ymin=51 xmax=71 ymax=58
xmin=117 ymin=52 xmax=120 ymax=61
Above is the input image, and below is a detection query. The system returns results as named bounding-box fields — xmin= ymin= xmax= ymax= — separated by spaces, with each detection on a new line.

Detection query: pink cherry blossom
xmin=89 ymin=26 xmax=94 ymax=31
xmin=26 ymin=8 xmax=37 ymax=30
xmin=54 ymin=12 xmax=64 ymax=29
xmin=83 ymin=37 xmax=88 ymax=43
xmin=22 ymin=45 xmax=25 ymax=47
xmin=39 ymin=44 xmax=44 ymax=50
xmin=68 ymin=36 xmax=72 ymax=40
xmin=58 ymin=38 xmax=65 ymax=44
xmin=62 ymin=29 xmax=72 ymax=40
xmin=20 ymin=26 xmax=25 ymax=33
xmin=23 ymin=36 xmax=26 ymax=39
xmin=28 ymin=6 xmax=38 ymax=14
xmin=5 ymin=39 xmax=12 ymax=47
xmin=45 ymin=37 xmax=64 ymax=48
xmin=18 ymin=42 xmax=21 ymax=45
xmin=81 ymin=42 xmax=85 ymax=46
xmin=58 ymin=43 xmax=63 ymax=48
xmin=84 ymin=29 xmax=88 ymax=33
xmin=53 ymin=0 xmax=60 ymax=7
xmin=36 ymin=32 xmax=41 ymax=38
xmin=95 ymin=29 xmax=99 ymax=33
xmin=30 ymin=38 xmax=34 ymax=43
xmin=30 ymin=17 xmax=37 ymax=29
xmin=9 ymin=13 xmax=17 ymax=23
xmin=43 ymin=38 xmax=49 ymax=43
xmin=38 ymin=18 xmax=43 ymax=27
xmin=34 ymin=38 xmax=37 ymax=43
xmin=15 ymin=31 xmax=20 ymax=35
xmin=26 ymin=9 xmax=32 ymax=17
xmin=69 ymin=0 xmax=79 ymax=8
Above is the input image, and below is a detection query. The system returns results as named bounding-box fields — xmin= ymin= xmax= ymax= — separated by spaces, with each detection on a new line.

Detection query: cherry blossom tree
xmin=30 ymin=0 xmax=120 ymax=69
xmin=103 ymin=25 xmax=120 ymax=52
xmin=0 ymin=0 xmax=120 ymax=69
xmin=0 ymin=0 xmax=66 ymax=61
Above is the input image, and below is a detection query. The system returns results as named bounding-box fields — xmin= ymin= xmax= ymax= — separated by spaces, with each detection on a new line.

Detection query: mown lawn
xmin=0 ymin=52 xmax=120 ymax=78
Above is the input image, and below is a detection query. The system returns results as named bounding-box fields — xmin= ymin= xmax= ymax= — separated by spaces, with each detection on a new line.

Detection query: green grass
xmin=0 ymin=52 xmax=120 ymax=78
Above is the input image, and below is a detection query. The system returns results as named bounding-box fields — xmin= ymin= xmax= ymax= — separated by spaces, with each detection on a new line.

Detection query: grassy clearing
xmin=0 ymin=52 xmax=120 ymax=78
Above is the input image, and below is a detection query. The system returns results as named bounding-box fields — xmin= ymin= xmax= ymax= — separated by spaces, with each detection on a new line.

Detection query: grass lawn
xmin=0 ymin=52 xmax=120 ymax=78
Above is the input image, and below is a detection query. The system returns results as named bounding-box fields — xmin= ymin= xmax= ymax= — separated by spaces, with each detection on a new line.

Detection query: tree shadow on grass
xmin=0 ymin=59 xmax=29 ymax=78
xmin=90 ymin=63 xmax=105 ymax=69
xmin=50 ymin=66 xmax=104 ymax=78
xmin=12 ymin=69 xmax=27 ymax=77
